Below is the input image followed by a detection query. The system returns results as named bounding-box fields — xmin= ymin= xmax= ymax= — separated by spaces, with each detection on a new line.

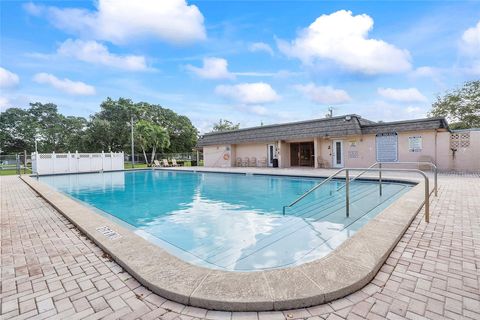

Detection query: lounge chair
xmin=249 ymin=157 xmax=257 ymax=167
xmin=153 ymin=160 xmax=161 ymax=167
xmin=236 ymin=157 xmax=242 ymax=167
xmin=162 ymin=159 xmax=170 ymax=167
xmin=259 ymin=157 xmax=267 ymax=167
xmin=171 ymin=159 xmax=180 ymax=167
xmin=241 ymin=157 xmax=249 ymax=167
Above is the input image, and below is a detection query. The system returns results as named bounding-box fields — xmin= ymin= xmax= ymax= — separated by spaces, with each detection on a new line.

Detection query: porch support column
xmin=276 ymin=140 xmax=282 ymax=168
xmin=314 ymin=137 xmax=320 ymax=168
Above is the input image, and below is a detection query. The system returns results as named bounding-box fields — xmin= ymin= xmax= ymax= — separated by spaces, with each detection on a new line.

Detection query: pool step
xmin=214 ymin=184 xmax=408 ymax=270
xmin=200 ymin=183 xmax=407 ymax=267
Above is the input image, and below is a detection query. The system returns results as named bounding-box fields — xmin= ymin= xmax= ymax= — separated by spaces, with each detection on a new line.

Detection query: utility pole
xmin=131 ymin=116 xmax=135 ymax=168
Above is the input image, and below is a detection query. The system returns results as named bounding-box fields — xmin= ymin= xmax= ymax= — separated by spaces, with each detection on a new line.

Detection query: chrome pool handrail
xmin=283 ymin=167 xmax=431 ymax=222
xmin=337 ymin=161 xmax=438 ymax=197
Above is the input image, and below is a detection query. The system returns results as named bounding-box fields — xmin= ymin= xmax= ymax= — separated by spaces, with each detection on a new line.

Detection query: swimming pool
xmin=39 ymin=170 xmax=412 ymax=271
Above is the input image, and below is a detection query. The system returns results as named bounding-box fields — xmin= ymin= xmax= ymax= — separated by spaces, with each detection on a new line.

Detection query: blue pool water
xmin=39 ymin=170 xmax=412 ymax=271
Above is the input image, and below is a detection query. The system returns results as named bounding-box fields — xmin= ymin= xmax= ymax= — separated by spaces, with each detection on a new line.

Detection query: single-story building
xmin=197 ymin=115 xmax=480 ymax=172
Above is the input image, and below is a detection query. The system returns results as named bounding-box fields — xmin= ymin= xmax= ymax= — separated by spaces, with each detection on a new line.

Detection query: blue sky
xmin=1 ymin=0 xmax=479 ymax=132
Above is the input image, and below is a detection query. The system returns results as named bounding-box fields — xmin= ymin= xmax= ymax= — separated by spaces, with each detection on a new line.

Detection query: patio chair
xmin=162 ymin=159 xmax=170 ymax=167
xmin=236 ymin=157 xmax=242 ymax=167
xmin=153 ymin=160 xmax=161 ymax=167
xmin=249 ymin=157 xmax=257 ymax=167
xmin=242 ymin=157 xmax=249 ymax=167
xmin=171 ymin=159 xmax=181 ymax=167
xmin=317 ymin=156 xmax=328 ymax=168
xmin=258 ymin=157 xmax=267 ymax=167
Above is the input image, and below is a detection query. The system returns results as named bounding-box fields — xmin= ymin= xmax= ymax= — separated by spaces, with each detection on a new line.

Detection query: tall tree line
xmin=0 ymin=98 xmax=198 ymax=154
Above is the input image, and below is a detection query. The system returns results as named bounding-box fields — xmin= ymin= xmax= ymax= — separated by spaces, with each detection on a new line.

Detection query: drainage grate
xmin=96 ymin=226 xmax=122 ymax=240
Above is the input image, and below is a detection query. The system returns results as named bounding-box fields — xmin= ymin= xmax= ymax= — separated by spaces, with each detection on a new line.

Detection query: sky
xmin=1 ymin=0 xmax=479 ymax=133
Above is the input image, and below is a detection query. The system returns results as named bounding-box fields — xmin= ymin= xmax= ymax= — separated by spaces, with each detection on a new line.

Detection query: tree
xmin=86 ymin=98 xmax=137 ymax=152
xmin=135 ymin=120 xmax=170 ymax=164
xmin=0 ymin=103 xmax=88 ymax=153
xmin=136 ymin=102 xmax=197 ymax=152
xmin=84 ymin=118 xmax=117 ymax=152
xmin=212 ymin=119 xmax=240 ymax=132
xmin=0 ymin=108 xmax=36 ymax=153
xmin=149 ymin=124 xmax=170 ymax=164
xmin=0 ymin=98 xmax=197 ymax=154
xmin=429 ymin=80 xmax=480 ymax=129
xmin=87 ymin=98 xmax=197 ymax=153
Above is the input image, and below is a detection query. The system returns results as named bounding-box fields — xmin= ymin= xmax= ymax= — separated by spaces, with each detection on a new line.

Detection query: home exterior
xmin=197 ymin=115 xmax=480 ymax=172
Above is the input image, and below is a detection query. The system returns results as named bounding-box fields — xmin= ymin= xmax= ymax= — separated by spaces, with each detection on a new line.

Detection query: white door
xmin=332 ymin=140 xmax=344 ymax=168
xmin=267 ymin=144 xmax=275 ymax=167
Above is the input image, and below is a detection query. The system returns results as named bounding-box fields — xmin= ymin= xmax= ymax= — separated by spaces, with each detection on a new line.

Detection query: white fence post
xmin=52 ymin=151 xmax=56 ymax=174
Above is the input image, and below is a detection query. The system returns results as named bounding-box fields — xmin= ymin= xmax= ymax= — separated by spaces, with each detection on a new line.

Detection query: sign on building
xmin=376 ymin=132 xmax=398 ymax=162
xmin=408 ymin=136 xmax=423 ymax=152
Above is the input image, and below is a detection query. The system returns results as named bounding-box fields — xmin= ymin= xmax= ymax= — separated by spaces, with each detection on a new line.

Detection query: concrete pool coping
xmin=20 ymin=170 xmax=428 ymax=311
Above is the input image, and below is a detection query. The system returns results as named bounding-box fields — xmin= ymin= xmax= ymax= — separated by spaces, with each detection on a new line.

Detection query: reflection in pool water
xmin=39 ymin=170 xmax=411 ymax=271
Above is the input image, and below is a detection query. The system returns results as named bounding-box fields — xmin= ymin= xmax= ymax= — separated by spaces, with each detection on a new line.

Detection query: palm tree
xmin=135 ymin=120 xmax=170 ymax=165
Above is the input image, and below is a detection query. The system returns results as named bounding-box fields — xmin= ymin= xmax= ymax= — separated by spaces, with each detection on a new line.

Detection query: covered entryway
xmin=290 ymin=142 xmax=314 ymax=167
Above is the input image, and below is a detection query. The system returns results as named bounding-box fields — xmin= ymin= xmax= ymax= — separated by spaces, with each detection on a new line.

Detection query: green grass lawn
xmin=0 ymin=161 xmax=203 ymax=176
xmin=124 ymin=162 xmax=149 ymax=169
xmin=0 ymin=168 xmax=32 ymax=176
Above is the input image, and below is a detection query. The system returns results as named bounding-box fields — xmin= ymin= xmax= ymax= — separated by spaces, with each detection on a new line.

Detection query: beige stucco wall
xmin=436 ymin=130 xmax=480 ymax=172
xmin=235 ymin=143 xmax=271 ymax=166
xmin=202 ymin=130 xmax=480 ymax=171
xmin=203 ymin=145 xmax=234 ymax=167
xmin=319 ymin=131 xmax=446 ymax=168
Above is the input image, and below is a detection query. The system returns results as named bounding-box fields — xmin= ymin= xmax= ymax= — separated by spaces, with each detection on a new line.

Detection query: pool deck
xmin=1 ymin=169 xmax=479 ymax=319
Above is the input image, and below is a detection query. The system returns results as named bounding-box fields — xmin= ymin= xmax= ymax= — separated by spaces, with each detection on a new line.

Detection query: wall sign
xmin=408 ymin=136 xmax=422 ymax=152
xmin=376 ymin=132 xmax=398 ymax=162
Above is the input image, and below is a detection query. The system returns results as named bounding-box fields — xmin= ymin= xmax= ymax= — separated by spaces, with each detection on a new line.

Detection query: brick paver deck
xmin=1 ymin=174 xmax=479 ymax=320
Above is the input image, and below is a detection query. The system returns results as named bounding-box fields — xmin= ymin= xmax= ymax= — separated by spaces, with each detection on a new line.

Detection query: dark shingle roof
xmin=197 ymin=115 xmax=363 ymax=146
xmin=197 ymin=115 xmax=449 ymax=147
xmin=360 ymin=117 xmax=449 ymax=134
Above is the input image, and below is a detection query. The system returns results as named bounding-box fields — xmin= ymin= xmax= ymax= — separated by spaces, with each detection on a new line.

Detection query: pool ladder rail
xmin=282 ymin=162 xmax=438 ymax=223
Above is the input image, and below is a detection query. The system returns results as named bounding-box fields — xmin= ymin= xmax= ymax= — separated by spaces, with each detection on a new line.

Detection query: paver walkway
xmin=1 ymin=173 xmax=479 ymax=320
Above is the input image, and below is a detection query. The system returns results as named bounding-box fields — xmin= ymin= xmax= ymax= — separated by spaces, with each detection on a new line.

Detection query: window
xmin=376 ymin=132 xmax=398 ymax=162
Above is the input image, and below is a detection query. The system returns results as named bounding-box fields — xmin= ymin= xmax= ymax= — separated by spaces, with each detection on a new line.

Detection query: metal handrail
xmin=336 ymin=162 xmax=378 ymax=192
xmin=337 ymin=161 xmax=437 ymax=197
xmin=283 ymin=167 xmax=432 ymax=222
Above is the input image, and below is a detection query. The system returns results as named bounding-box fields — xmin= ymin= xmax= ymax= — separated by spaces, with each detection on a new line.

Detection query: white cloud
xmin=57 ymin=39 xmax=148 ymax=71
xmin=33 ymin=73 xmax=96 ymax=95
xmin=186 ymin=57 xmax=234 ymax=79
xmin=215 ymin=82 xmax=280 ymax=104
xmin=26 ymin=0 xmax=206 ymax=45
xmin=411 ymin=66 xmax=438 ymax=78
xmin=377 ymin=87 xmax=427 ymax=103
xmin=460 ymin=20 xmax=480 ymax=75
xmin=0 ymin=96 xmax=10 ymax=110
xmin=249 ymin=42 xmax=274 ymax=55
xmin=461 ymin=20 xmax=480 ymax=55
xmin=405 ymin=106 xmax=422 ymax=114
xmin=23 ymin=2 xmax=43 ymax=16
xmin=294 ymin=83 xmax=351 ymax=104
xmin=0 ymin=67 xmax=20 ymax=88
xmin=278 ymin=10 xmax=411 ymax=74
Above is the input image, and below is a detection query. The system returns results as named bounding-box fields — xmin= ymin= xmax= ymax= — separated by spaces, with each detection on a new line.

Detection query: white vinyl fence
xmin=32 ymin=152 xmax=124 ymax=175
